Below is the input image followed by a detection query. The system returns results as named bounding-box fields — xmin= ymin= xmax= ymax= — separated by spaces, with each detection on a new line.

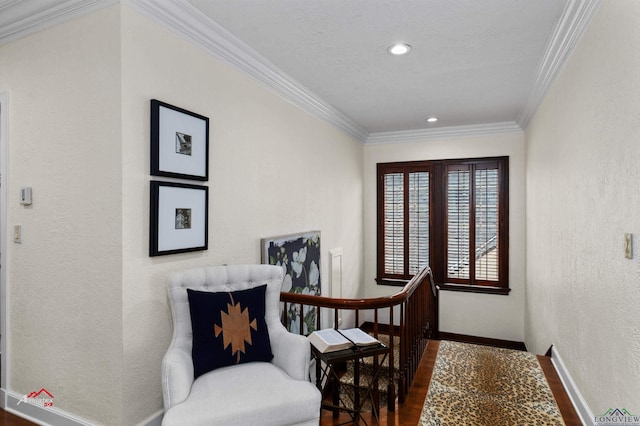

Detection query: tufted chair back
xmin=161 ymin=264 xmax=320 ymax=425
xmin=166 ymin=264 xmax=284 ymax=359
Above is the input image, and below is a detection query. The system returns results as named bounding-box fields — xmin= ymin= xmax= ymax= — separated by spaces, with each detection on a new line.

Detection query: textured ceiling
xmin=0 ymin=0 xmax=601 ymax=140
xmin=187 ymin=0 xmax=567 ymax=133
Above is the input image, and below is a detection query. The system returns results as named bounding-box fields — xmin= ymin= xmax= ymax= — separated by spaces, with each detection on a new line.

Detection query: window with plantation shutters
xmin=446 ymin=167 xmax=471 ymax=280
xmin=408 ymin=172 xmax=429 ymax=275
xmin=474 ymin=165 xmax=500 ymax=282
xmin=378 ymin=164 xmax=431 ymax=282
xmin=446 ymin=162 xmax=502 ymax=286
xmin=383 ymin=172 xmax=404 ymax=275
xmin=377 ymin=157 xmax=509 ymax=294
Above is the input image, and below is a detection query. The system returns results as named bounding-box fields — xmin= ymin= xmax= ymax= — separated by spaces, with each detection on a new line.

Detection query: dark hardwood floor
xmin=0 ymin=409 xmax=34 ymax=426
xmin=0 ymin=340 xmax=580 ymax=426
xmin=321 ymin=339 xmax=581 ymax=425
xmin=538 ymin=353 xmax=582 ymax=426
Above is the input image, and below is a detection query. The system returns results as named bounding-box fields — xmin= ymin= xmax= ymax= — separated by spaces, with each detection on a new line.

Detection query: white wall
xmin=120 ymin=6 xmax=364 ymax=425
xmin=363 ymin=133 xmax=526 ymax=342
xmin=525 ymin=0 xmax=640 ymax=414
xmin=0 ymin=7 xmax=124 ymax=425
xmin=0 ymin=4 xmax=365 ymax=424
xmin=7 ymin=1 xmax=638 ymax=423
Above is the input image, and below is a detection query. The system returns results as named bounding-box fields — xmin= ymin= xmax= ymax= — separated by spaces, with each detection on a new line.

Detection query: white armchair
xmin=161 ymin=264 xmax=321 ymax=426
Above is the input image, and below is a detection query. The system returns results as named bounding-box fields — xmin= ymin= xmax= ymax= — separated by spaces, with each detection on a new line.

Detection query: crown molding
xmin=126 ymin=0 xmax=369 ymax=143
xmin=517 ymin=0 xmax=603 ymax=129
xmin=365 ymin=122 xmax=523 ymax=145
xmin=0 ymin=0 xmax=118 ymax=44
xmin=0 ymin=0 xmax=601 ymax=144
xmin=0 ymin=0 xmax=368 ymax=142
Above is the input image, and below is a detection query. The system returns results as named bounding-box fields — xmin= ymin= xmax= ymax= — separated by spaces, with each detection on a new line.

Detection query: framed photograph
xmin=151 ymin=99 xmax=209 ymax=181
xmin=150 ymin=181 xmax=208 ymax=256
xmin=261 ymin=231 xmax=321 ymax=333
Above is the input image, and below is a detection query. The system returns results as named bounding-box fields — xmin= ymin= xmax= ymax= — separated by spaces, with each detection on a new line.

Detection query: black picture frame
xmin=150 ymin=181 xmax=208 ymax=256
xmin=151 ymin=99 xmax=209 ymax=181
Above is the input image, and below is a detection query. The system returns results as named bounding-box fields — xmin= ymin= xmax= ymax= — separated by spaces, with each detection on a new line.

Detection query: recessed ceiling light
xmin=387 ymin=43 xmax=412 ymax=56
xmin=426 ymin=116 xmax=438 ymax=123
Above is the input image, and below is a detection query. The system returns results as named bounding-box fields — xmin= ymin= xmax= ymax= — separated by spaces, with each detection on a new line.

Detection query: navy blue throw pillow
xmin=187 ymin=285 xmax=273 ymax=379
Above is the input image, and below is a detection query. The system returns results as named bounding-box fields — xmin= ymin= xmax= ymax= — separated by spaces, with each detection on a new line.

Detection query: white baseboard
xmin=136 ymin=409 xmax=163 ymax=426
xmin=0 ymin=389 xmax=164 ymax=426
xmin=2 ymin=388 xmax=164 ymax=426
xmin=550 ymin=346 xmax=594 ymax=426
xmin=2 ymin=388 xmax=94 ymax=426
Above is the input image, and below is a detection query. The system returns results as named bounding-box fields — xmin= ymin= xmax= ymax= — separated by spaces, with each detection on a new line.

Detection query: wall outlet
xmin=624 ymin=233 xmax=632 ymax=259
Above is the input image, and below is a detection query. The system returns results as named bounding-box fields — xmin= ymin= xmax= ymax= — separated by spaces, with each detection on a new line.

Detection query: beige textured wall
xmin=10 ymin=0 xmax=638 ymax=423
xmin=363 ymin=132 xmax=526 ymax=342
xmin=0 ymin=7 xmax=124 ymax=425
xmin=0 ymin=4 xmax=364 ymax=424
xmin=525 ymin=0 xmax=640 ymax=414
xmin=119 ymin=6 xmax=364 ymax=424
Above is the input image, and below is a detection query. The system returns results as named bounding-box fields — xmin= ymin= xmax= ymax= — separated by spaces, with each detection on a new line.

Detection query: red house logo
xmin=18 ymin=388 xmax=54 ymax=407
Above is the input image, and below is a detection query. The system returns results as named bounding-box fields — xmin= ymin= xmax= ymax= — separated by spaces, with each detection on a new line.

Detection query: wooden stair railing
xmin=280 ymin=266 xmax=439 ymax=411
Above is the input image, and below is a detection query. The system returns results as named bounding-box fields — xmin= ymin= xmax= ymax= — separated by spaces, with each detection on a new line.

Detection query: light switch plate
xmin=13 ymin=225 xmax=21 ymax=244
xmin=624 ymin=233 xmax=632 ymax=259
xmin=20 ymin=187 xmax=32 ymax=205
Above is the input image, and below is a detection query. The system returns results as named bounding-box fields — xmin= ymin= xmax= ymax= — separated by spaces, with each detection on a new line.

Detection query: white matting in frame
xmin=151 ymin=99 xmax=209 ymax=181
xmin=150 ymin=181 xmax=208 ymax=256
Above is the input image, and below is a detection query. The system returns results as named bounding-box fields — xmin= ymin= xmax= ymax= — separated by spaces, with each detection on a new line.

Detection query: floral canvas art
xmin=261 ymin=231 xmax=320 ymax=334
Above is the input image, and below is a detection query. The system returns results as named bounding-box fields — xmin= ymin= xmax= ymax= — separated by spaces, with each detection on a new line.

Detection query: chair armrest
xmin=269 ymin=325 xmax=311 ymax=381
xmin=161 ymin=344 xmax=194 ymax=411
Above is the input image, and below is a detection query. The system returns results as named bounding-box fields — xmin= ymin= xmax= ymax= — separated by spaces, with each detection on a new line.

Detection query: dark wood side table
xmin=311 ymin=342 xmax=389 ymax=425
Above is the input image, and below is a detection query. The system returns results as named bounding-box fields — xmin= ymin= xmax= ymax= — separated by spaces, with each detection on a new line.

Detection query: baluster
xmin=388 ymin=305 xmax=396 ymax=411
xmin=372 ymin=308 xmax=380 ymax=416
xmin=299 ymin=304 xmax=304 ymax=335
xmin=316 ymin=304 xmax=321 ymax=331
xmin=283 ymin=301 xmax=289 ymax=330
xmin=398 ymin=301 xmax=406 ymax=403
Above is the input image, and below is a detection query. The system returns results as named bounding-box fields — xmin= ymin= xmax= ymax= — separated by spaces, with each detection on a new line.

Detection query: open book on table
xmin=307 ymin=327 xmax=380 ymax=353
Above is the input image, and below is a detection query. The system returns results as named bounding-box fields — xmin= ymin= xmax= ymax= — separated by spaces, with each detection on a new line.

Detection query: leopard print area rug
xmin=420 ymin=340 xmax=565 ymax=426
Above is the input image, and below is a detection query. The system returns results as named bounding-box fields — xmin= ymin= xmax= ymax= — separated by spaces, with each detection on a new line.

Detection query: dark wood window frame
xmin=376 ymin=157 xmax=510 ymax=295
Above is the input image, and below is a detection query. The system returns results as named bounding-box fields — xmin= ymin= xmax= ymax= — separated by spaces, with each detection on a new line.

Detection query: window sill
xmin=439 ymin=283 xmax=511 ymax=295
xmin=375 ymin=278 xmax=409 ymax=287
